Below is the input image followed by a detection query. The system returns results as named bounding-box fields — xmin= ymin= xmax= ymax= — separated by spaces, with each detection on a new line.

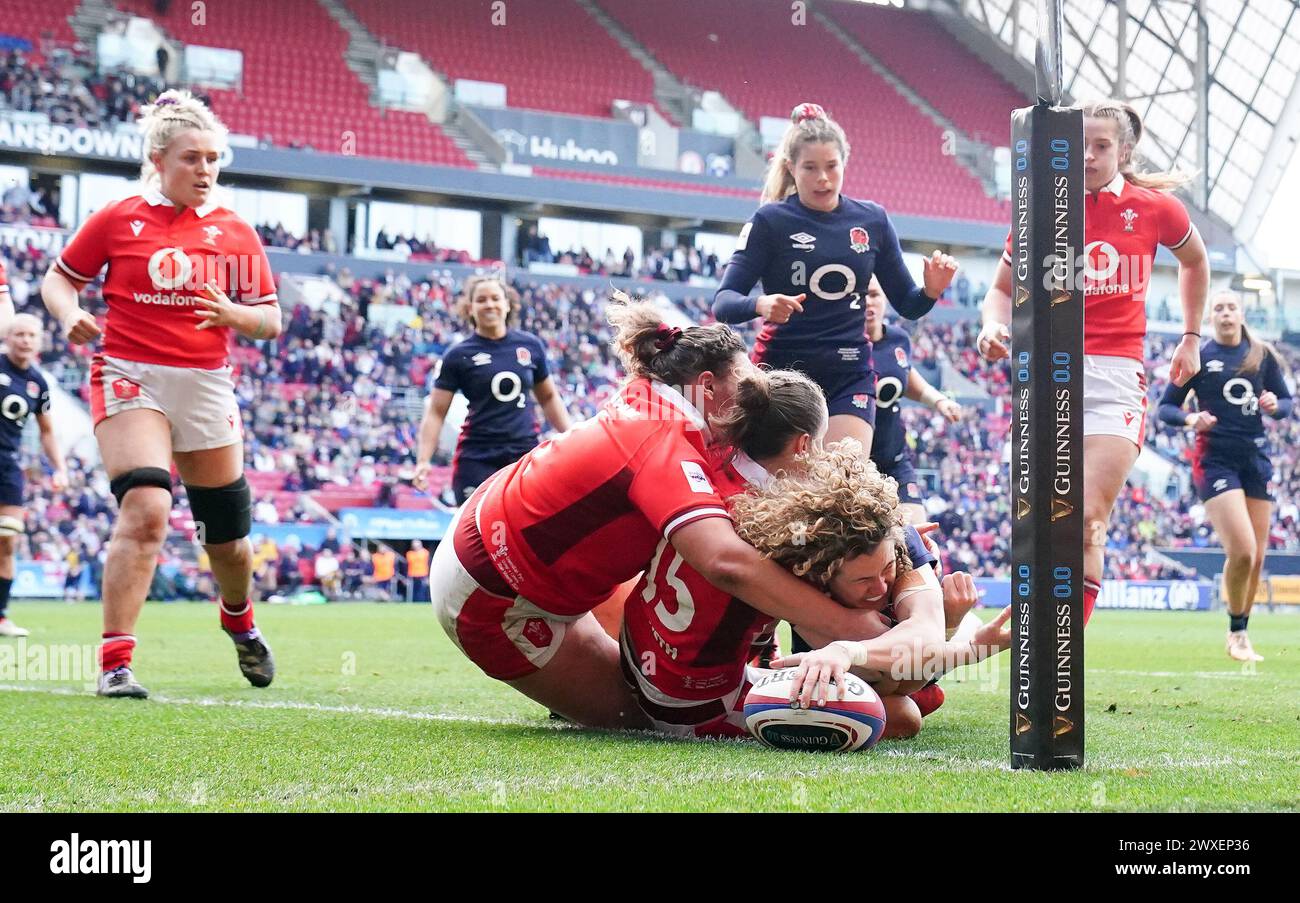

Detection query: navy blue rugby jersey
xmin=433 ymin=329 xmax=551 ymax=448
xmin=713 ymin=194 xmax=935 ymax=361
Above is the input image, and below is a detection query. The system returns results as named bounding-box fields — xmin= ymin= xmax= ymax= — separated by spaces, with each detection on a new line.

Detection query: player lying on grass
xmin=623 ymin=426 xmax=1003 ymax=741
xmin=430 ymin=298 xmax=887 ymax=729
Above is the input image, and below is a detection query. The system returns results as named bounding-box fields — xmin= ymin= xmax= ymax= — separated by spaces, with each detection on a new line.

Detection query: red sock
xmin=100 ymin=633 xmax=136 ymax=671
xmin=909 ymin=683 xmax=945 ymax=718
xmin=1083 ymin=579 xmax=1100 ymax=626
xmin=219 ymin=598 xmax=255 ymax=634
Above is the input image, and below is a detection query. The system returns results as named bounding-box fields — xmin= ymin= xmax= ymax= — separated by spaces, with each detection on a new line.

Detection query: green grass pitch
xmin=0 ymin=601 xmax=1295 ymax=812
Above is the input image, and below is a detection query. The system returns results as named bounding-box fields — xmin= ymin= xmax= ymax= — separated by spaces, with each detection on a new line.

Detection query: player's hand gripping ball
xmin=743 ymin=668 xmax=886 ymax=752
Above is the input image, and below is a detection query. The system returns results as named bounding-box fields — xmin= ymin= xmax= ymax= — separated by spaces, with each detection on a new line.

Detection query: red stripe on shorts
xmin=89 ymin=356 xmax=107 ymax=424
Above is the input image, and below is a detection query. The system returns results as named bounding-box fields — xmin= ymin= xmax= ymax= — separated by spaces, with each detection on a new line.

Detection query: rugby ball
xmin=743 ymin=668 xmax=886 ymax=752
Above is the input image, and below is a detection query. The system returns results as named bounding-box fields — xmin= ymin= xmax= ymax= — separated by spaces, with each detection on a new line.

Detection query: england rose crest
xmin=849 ymin=226 xmax=870 ymax=253
xmin=516 ymin=346 xmax=532 ymax=366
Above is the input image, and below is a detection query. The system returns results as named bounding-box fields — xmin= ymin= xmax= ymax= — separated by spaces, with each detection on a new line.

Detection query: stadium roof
xmin=947 ymin=0 xmax=1300 ymax=261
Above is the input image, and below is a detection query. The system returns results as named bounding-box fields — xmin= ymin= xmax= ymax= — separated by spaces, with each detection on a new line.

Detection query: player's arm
xmin=874 ymin=214 xmax=954 ymax=320
xmin=1156 ymin=374 xmax=1203 ymax=429
xmin=1259 ymin=351 xmax=1293 ymax=420
xmin=977 ymin=257 xmax=1014 ymax=361
xmin=904 ymin=367 xmax=961 ymax=422
xmin=41 ymin=267 xmax=101 ymax=344
xmin=0 ymin=294 xmax=13 ymax=338
xmin=1166 ymin=205 xmax=1209 ymax=387
xmin=711 ymin=213 xmax=803 ymax=323
xmin=532 ymin=376 xmax=572 ymax=433
xmin=413 ymin=388 xmax=454 ymax=491
xmin=35 ymin=411 xmax=68 ymax=492
xmin=670 ymin=517 xmax=890 ymax=643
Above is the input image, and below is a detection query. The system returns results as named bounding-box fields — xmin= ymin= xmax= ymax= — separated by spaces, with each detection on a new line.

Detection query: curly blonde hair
xmin=730 ymin=441 xmax=910 ymax=589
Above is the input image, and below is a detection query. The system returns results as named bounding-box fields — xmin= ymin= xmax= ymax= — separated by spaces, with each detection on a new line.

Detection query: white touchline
xmin=0 ymin=683 xmax=564 ymax=729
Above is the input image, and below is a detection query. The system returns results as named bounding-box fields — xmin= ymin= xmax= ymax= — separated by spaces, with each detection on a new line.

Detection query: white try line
xmin=1089 ymin=669 xmax=1281 ymax=680
xmin=0 ymin=682 xmax=568 ymax=730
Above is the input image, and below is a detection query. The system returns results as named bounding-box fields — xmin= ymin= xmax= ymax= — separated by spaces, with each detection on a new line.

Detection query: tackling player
xmin=430 ymin=297 xmax=886 ymax=728
xmin=1158 ymin=291 xmax=1293 ymax=662
xmin=977 ymin=99 xmax=1211 ymax=624
xmin=40 ymin=90 xmax=282 ymax=697
xmin=713 ymin=103 xmax=958 ymax=456
xmin=0 ymin=313 xmax=67 ymax=636
xmin=412 ymin=274 xmax=571 ymax=505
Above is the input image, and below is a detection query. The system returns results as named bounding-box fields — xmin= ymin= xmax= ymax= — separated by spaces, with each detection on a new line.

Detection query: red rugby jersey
xmin=622 ymin=451 xmax=775 ymax=704
xmin=1003 ymin=173 xmax=1193 ymax=362
xmin=54 ymin=190 xmax=276 ymax=369
xmin=471 ymin=378 xmax=731 ymax=617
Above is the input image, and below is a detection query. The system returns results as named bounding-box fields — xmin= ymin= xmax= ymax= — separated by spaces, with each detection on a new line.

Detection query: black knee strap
xmin=185 ymin=475 xmax=252 ymax=545
xmin=110 ymin=467 xmax=173 ymax=506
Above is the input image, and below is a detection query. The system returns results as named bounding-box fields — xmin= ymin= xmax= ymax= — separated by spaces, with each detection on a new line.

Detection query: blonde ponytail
xmin=138 ymin=89 xmax=228 ymax=187
xmin=760 ymin=102 xmax=851 ymax=205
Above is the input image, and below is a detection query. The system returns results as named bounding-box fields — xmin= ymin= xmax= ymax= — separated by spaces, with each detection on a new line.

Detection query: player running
xmin=712 ymin=102 xmax=958 ymax=455
xmin=0 ymin=313 xmax=68 ymax=637
xmin=977 ymin=99 xmax=1210 ymax=624
xmin=40 ymin=90 xmax=282 ymax=698
xmin=412 ymin=274 xmax=571 ymax=505
xmin=430 ymin=297 xmax=886 ymax=729
xmin=863 ymin=276 xmax=962 ymax=525
xmin=1158 ymin=291 xmax=1293 ymax=662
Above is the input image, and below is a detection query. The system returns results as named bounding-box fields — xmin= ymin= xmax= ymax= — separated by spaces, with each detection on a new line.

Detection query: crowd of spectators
xmin=0 ymin=45 xmax=169 ymax=133
xmin=3 ymin=235 xmax=1297 ymax=596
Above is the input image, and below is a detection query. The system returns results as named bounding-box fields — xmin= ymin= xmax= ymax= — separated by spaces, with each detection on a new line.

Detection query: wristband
xmin=1182 ymin=331 xmax=1200 ymax=339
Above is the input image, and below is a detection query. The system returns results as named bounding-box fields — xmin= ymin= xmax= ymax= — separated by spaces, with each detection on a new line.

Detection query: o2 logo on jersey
xmin=147 ymin=247 xmax=194 ymax=290
xmin=791 ymin=262 xmax=857 ymax=302
xmin=490 ymin=371 xmax=526 ymax=408
xmin=875 ymin=376 xmax=904 ymax=410
xmin=1223 ymin=377 xmax=1259 ymax=416
xmin=0 ymin=393 xmax=30 ymax=425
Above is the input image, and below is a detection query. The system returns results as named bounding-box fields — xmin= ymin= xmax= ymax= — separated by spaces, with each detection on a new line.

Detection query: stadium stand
xmin=343 ymin=0 xmax=659 ymax=119
xmin=821 ymin=1 xmax=1027 ymax=147
xmin=596 ymin=0 xmax=1009 ymax=222
xmin=111 ymin=0 xmax=473 ymax=165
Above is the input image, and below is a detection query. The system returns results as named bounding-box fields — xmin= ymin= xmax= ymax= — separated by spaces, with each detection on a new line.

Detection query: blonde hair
xmin=760 ymin=103 xmax=851 ymax=205
xmin=730 ymin=441 xmax=910 ymax=590
xmin=607 ymin=291 xmax=746 ymax=385
xmin=1080 ymin=99 xmax=1190 ymax=191
xmin=138 ymin=89 xmax=228 ymax=187
xmin=457 ymin=274 xmax=520 ymax=329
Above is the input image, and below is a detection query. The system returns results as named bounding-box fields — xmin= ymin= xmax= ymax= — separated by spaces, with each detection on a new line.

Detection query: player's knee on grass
xmin=881 ymin=695 xmax=922 ymax=740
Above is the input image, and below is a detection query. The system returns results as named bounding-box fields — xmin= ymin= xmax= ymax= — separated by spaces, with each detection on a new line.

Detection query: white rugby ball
xmin=743 ymin=668 xmax=886 ymax=752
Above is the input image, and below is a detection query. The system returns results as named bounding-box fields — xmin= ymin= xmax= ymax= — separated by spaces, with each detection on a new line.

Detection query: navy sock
xmin=1229 ymin=613 xmax=1248 ymax=633
xmin=0 ymin=576 xmax=11 ymax=619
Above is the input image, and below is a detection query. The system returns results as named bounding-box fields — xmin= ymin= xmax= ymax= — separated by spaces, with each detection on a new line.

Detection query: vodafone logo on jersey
xmin=146 ymin=247 xmax=194 ymax=291
xmin=1083 ymin=241 xmax=1121 ymax=281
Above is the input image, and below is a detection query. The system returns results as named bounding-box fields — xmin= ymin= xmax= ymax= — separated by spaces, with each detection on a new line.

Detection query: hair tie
xmin=155 ymin=97 xmax=178 ymax=108
xmin=791 ymin=102 xmax=825 ymax=124
xmin=653 ymin=324 xmax=683 ymax=352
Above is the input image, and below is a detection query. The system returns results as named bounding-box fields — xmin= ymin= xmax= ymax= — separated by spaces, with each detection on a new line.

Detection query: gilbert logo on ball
xmin=743 ymin=668 xmax=886 ymax=752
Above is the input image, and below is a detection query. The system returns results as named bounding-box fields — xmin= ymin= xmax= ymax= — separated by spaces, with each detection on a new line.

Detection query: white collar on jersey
xmin=649 ymin=379 xmax=712 ymax=444
xmin=730 ymin=450 xmax=773 ymax=488
xmin=143 ymin=188 xmax=218 ymax=218
xmin=1100 ymin=172 xmax=1126 ymax=197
